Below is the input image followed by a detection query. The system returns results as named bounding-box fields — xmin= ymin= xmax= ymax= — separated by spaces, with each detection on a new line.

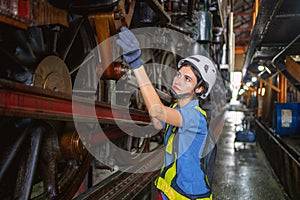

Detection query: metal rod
xmin=271 ymin=33 xmax=300 ymax=67
xmin=14 ymin=126 xmax=43 ymax=199
xmin=0 ymin=79 xmax=150 ymax=124
xmin=62 ymin=18 xmax=84 ymax=61
xmin=0 ymin=128 xmax=28 ymax=182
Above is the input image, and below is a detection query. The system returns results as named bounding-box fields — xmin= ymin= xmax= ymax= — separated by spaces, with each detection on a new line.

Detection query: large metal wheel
xmin=113 ymin=50 xmax=177 ymax=166
xmin=0 ymin=15 xmax=98 ymax=199
xmin=157 ymin=51 xmax=177 ymax=94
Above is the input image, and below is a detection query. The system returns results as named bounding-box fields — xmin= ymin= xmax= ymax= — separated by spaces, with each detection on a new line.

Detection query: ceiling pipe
xmin=252 ymin=0 xmax=259 ymax=28
xmin=271 ymin=33 xmax=300 ymax=68
xmin=266 ymin=33 xmax=300 ymax=81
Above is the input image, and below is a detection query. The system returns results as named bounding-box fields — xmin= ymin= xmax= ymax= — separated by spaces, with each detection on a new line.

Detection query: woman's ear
xmin=195 ymin=86 xmax=204 ymax=94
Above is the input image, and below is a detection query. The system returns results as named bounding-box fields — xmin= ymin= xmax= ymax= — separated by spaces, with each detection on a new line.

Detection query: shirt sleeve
xmin=178 ymin=107 xmax=207 ymax=135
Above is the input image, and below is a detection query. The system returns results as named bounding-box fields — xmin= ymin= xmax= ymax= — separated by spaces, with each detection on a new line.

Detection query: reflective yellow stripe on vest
xmin=161 ymin=103 xmax=178 ymax=172
xmin=194 ymin=106 xmax=207 ymax=118
xmin=165 ymin=105 xmax=206 ymax=155
xmin=156 ymin=176 xmax=213 ymax=200
xmin=165 ymin=102 xmax=179 ymax=155
xmin=155 ymin=103 xmax=211 ymax=200
xmin=166 ymin=126 xmax=177 ymax=154
xmin=164 ymin=152 xmax=177 ymax=185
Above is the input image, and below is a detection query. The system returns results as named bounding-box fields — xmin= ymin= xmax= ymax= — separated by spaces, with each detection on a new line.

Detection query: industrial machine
xmin=0 ymin=1 xmax=230 ymax=199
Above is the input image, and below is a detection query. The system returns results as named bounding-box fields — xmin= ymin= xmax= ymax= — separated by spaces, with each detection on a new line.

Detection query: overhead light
xmin=291 ymin=55 xmax=300 ymax=62
xmin=257 ymin=65 xmax=272 ymax=76
xmin=258 ymin=87 xmax=265 ymax=96
xmin=261 ymin=88 xmax=265 ymax=96
xmin=251 ymin=77 xmax=257 ymax=82
xmin=258 ymin=65 xmax=264 ymax=71
xmin=239 ymin=89 xmax=245 ymax=95
xmin=265 ymin=66 xmax=272 ymax=74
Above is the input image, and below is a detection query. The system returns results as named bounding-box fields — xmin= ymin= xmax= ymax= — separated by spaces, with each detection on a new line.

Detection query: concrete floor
xmin=212 ymin=111 xmax=289 ymax=200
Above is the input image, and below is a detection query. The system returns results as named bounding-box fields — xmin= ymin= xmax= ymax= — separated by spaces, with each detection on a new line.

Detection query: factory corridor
xmin=212 ymin=110 xmax=289 ymax=200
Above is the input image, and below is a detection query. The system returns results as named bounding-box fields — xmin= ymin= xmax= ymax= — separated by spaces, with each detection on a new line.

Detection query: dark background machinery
xmin=1 ymin=0 xmax=300 ymax=199
xmin=0 ymin=0 xmax=230 ymax=199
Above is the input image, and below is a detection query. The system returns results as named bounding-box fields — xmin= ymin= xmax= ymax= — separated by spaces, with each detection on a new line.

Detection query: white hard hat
xmin=178 ymin=55 xmax=217 ymax=99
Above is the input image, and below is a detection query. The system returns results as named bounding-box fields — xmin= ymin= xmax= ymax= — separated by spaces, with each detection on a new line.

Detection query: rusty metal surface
xmin=0 ymin=79 xmax=150 ymax=124
xmin=89 ymin=0 xmax=136 ymax=80
xmin=0 ymin=0 xmax=68 ymax=28
xmin=32 ymin=0 xmax=68 ymax=27
xmin=285 ymin=56 xmax=300 ymax=84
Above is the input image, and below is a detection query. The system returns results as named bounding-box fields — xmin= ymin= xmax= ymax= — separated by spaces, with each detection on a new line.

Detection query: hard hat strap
xmin=169 ymin=88 xmax=194 ymax=99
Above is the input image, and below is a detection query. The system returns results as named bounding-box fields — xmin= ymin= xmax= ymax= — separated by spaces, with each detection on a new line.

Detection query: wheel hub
xmin=33 ymin=55 xmax=72 ymax=94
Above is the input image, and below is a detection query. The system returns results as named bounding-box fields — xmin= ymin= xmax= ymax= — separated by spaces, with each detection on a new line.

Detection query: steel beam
xmin=243 ymin=0 xmax=284 ymax=74
xmin=0 ymin=79 xmax=150 ymax=125
xmin=286 ymin=56 xmax=300 ymax=83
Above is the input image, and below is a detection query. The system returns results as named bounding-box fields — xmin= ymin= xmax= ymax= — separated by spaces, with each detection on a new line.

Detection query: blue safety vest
xmin=154 ymin=102 xmax=212 ymax=200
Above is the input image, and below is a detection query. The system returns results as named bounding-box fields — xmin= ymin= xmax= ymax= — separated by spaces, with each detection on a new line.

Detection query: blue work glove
xmin=117 ymin=27 xmax=143 ymax=69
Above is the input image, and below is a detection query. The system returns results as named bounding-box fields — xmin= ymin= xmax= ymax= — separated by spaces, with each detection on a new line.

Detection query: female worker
xmin=117 ymin=27 xmax=217 ymax=200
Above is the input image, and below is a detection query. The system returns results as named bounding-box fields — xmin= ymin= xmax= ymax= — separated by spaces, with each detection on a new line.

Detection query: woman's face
xmin=172 ymin=66 xmax=198 ymax=96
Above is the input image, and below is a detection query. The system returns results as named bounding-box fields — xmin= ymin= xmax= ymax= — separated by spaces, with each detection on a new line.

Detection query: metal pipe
xmin=278 ymin=72 xmax=286 ymax=103
xmin=203 ymin=0 xmax=208 ymax=11
xmin=166 ymin=23 xmax=194 ymax=35
xmin=271 ymin=33 xmax=300 ymax=68
xmin=252 ymin=0 xmax=259 ymax=28
xmin=229 ymin=12 xmax=234 ymax=73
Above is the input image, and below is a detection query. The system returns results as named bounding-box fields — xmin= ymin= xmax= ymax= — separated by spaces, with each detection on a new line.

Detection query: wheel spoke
xmin=39 ymin=128 xmax=61 ymax=198
xmin=0 ymin=128 xmax=28 ymax=182
xmin=0 ymin=11 xmax=97 ymax=199
xmin=0 ymin=47 xmax=29 ymax=72
xmin=27 ymin=27 xmax=44 ymax=55
xmin=62 ymin=18 xmax=84 ymax=61
xmin=14 ymin=125 xmax=44 ymax=199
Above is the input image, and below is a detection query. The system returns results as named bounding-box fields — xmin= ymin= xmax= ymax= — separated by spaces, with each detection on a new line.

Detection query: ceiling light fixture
xmin=258 ymin=65 xmax=264 ymax=71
